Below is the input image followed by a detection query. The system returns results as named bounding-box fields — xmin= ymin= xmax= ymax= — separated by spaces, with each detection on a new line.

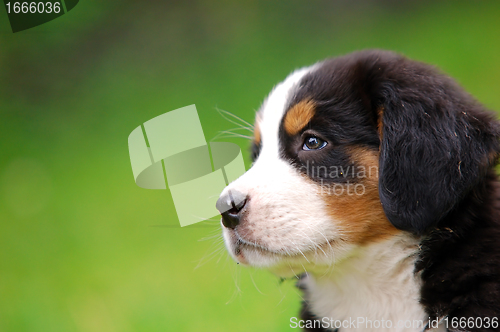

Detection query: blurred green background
xmin=1 ymin=1 xmax=500 ymax=331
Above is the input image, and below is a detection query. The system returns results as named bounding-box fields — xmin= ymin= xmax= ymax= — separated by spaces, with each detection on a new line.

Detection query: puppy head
xmin=217 ymin=50 xmax=500 ymax=273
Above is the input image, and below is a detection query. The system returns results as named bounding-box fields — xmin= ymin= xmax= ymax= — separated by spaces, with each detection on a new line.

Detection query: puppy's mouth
xmin=222 ymin=227 xmax=294 ymax=265
xmin=230 ymin=229 xmax=278 ymax=264
xmin=225 ymin=227 xmax=335 ymax=266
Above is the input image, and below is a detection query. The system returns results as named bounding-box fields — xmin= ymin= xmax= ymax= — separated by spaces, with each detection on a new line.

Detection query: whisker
xmin=194 ymin=232 xmax=226 ymax=269
xmin=249 ymin=270 xmax=265 ymax=295
xmin=218 ymin=131 xmax=253 ymax=139
xmin=216 ymin=107 xmax=254 ymax=129
xmin=220 ymin=126 xmax=254 ymax=133
xmin=289 ymin=239 xmax=310 ymax=263
xmin=226 ymin=264 xmax=243 ymax=304
xmin=211 ymin=132 xmax=253 ymax=141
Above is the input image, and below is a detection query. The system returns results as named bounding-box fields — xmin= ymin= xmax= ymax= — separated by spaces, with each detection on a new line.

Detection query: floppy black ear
xmin=371 ymin=56 xmax=500 ymax=234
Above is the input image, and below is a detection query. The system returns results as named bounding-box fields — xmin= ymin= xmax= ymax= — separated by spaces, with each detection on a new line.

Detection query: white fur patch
xmin=218 ymin=64 xmax=437 ymax=331
xmin=299 ymin=235 xmax=445 ymax=331
xmin=220 ymin=65 xmax=346 ymax=269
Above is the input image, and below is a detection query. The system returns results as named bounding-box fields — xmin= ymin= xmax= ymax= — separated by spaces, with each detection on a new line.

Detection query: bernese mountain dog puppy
xmin=216 ymin=50 xmax=500 ymax=332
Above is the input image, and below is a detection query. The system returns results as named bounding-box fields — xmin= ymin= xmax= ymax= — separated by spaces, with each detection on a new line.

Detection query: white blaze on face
xmin=218 ymin=55 xmax=425 ymax=328
xmin=220 ymin=66 xmax=353 ymax=270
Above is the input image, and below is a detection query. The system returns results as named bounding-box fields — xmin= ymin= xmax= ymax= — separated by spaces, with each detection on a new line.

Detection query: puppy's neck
xmin=299 ymin=235 xmax=440 ymax=332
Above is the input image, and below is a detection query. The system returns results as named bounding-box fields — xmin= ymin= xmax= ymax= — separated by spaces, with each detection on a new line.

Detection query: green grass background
xmin=1 ymin=1 xmax=500 ymax=331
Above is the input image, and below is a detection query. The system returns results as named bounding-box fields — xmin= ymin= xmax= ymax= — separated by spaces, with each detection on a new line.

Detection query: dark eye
xmin=303 ymin=136 xmax=327 ymax=151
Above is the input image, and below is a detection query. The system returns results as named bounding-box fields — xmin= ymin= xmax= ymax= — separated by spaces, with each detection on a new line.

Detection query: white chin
xmin=223 ymin=229 xmax=282 ymax=267
xmin=236 ymin=245 xmax=318 ymax=278
xmin=222 ymin=227 xmax=321 ymax=277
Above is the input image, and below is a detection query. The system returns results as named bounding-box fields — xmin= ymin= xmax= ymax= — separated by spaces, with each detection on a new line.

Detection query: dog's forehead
xmin=257 ymin=66 xmax=316 ymax=153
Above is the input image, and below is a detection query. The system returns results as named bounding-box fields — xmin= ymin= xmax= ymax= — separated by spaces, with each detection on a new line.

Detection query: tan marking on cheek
xmin=284 ymin=99 xmax=316 ymax=136
xmin=377 ymin=106 xmax=384 ymax=140
xmin=488 ymin=150 xmax=499 ymax=166
xmin=319 ymin=147 xmax=400 ymax=245
xmin=254 ymin=113 xmax=261 ymax=145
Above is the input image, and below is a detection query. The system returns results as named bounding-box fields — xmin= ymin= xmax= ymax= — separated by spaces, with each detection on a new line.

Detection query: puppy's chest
xmin=302 ymin=278 xmax=425 ymax=332
xmin=299 ymin=241 xmax=445 ymax=332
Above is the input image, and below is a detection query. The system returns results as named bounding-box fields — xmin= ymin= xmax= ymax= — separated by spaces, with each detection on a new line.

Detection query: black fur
xmin=299 ymin=304 xmax=331 ymax=331
xmin=282 ymin=50 xmax=500 ymax=234
xmin=416 ymin=170 xmax=500 ymax=331
xmin=274 ymin=50 xmax=500 ymax=331
xmin=250 ymin=140 xmax=261 ymax=162
xmin=297 ymin=276 xmax=330 ymax=332
xmin=278 ymin=54 xmax=381 ymax=186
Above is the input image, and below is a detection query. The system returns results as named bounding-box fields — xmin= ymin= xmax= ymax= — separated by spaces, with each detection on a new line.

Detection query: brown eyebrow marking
xmin=377 ymin=105 xmax=384 ymax=140
xmin=283 ymin=99 xmax=316 ymax=136
xmin=254 ymin=113 xmax=262 ymax=145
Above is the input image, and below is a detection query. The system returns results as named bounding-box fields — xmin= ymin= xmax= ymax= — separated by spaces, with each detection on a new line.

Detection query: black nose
xmin=216 ymin=190 xmax=247 ymax=229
